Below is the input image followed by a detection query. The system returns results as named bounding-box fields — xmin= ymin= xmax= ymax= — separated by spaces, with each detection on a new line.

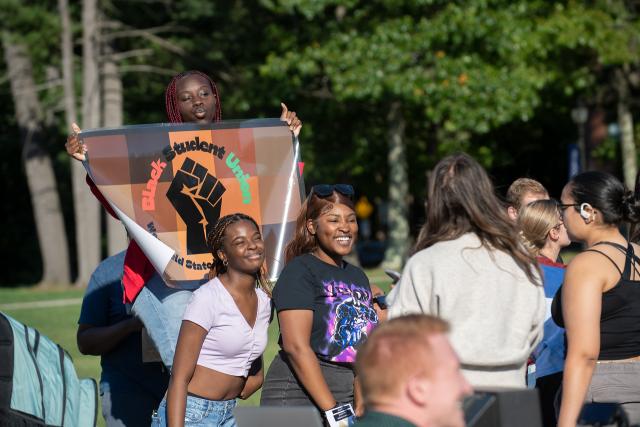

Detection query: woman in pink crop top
xmin=152 ymin=213 xmax=272 ymax=427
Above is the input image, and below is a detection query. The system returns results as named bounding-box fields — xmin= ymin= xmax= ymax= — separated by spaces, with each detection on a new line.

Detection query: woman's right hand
xmin=280 ymin=103 xmax=302 ymax=138
xmin=65 ymin=122 xmax=86 ymax=161
xmin=370 ymin=284 xmax=388 ymax=322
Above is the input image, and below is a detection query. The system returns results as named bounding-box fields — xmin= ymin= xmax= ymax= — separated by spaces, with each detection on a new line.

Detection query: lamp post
xmin=571 ymin=104 xmax=589 ymax=173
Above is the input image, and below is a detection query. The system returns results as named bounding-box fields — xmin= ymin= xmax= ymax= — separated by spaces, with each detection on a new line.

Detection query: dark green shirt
xmin=355 ymin=411 xmax=416 ymax=427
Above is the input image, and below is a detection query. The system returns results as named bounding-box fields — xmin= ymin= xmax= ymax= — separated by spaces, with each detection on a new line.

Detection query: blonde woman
xmin=518 ymin=199 xmax=571 ymax=427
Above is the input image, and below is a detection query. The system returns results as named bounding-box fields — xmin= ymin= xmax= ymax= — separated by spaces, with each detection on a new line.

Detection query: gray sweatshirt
xmin=387 ymin=233 xmax=546 ymax=388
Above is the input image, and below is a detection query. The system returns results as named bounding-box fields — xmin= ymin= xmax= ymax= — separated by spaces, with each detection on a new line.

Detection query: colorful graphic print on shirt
xmin=320 ymin=279 xmax=378 ymax=363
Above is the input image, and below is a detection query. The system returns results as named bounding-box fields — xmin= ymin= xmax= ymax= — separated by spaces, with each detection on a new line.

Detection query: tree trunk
xmin=59 ymin=0 xmax=77 ymax=125
xmin=102 ymin=42 xmax=128 ymax=255
xmin=75 ymin=0 xmax=103 ymax=286
xmin=59 ymin=0 xmax=89 ymax=284
xmin=3 ymin=34 xmax=71 ymax=286
xmin=383 ymin=101 xmax=410 ymax=270
xmin=615 ymin=68 xmax=637 ymax=189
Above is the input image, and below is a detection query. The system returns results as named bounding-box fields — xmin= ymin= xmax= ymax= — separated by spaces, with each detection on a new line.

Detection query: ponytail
xmin=628 ymin=172 xmax=640 ymax=243
xmin=569 ymin=171 xmax=640 ymax=226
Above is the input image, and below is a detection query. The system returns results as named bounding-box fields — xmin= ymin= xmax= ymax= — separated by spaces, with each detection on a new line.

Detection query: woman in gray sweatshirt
xmin=387 ymin=153 xmax=545 ymax=388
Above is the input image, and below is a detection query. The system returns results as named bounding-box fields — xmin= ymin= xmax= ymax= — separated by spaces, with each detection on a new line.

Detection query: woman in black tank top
xmin=554 ymin=171 xmax=640 ymax=427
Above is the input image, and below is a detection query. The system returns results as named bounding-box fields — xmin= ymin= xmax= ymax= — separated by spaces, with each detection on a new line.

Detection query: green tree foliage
xmin=259 ymin=0 xmax=639 ymax=173
xmin=2 ymin=0 xmax=640 ymax=282
xmin=261 ymin=1 xmax=553 ymax=158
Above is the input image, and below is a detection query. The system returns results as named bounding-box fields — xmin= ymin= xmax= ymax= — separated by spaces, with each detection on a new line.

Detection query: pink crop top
xmin=182 ymin=277 xmax=271 ymax=377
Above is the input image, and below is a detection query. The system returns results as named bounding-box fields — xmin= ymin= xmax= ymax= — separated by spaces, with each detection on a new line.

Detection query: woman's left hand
xmin=280 ymin=102 xmax=302 ymax=138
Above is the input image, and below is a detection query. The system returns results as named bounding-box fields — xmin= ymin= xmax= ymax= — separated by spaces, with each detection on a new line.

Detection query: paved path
xmin=0 ymin=298 xmax=82 ymax=311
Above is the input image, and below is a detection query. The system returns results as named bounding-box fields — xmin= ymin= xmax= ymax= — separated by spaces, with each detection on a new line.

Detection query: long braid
xmin=164 ymin=70 xmax=222 ymax=123
xmin=206 ymin=213 xmax=272 ymax=297
xmin=206 ymin=215 xmax=236 ymax=277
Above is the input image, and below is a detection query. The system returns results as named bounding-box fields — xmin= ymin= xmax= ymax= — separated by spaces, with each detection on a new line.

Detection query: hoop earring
xmin=223 ymin=258 xmax=228 ymax=268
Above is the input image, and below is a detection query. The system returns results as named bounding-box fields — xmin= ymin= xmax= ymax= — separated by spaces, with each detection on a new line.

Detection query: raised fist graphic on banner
xmin=166 ymin=157 xmax=226 ymax=254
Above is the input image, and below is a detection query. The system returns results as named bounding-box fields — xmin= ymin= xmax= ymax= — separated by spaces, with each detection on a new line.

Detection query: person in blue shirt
xmin=518 ymin=199 xmax=571 ymax=427
xmin=77 ymin=251 xmax=170 ymax=426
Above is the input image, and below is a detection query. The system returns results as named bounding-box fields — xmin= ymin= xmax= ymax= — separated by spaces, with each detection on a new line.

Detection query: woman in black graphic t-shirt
xmin=260 ymin=184 xmax=380 ymax=418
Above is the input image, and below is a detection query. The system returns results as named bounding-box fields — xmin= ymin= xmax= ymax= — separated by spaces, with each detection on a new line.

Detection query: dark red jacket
xmin=87 ymin=175 xmax=155 ymax=303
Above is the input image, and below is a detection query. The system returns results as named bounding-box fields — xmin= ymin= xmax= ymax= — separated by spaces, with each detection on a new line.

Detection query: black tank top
xmin=551 ymin=241 xmax=640 ymax=360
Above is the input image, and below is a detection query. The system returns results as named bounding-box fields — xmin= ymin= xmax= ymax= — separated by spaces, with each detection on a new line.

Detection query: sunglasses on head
xmin=310 ymin=184 xmax=354 ymax=199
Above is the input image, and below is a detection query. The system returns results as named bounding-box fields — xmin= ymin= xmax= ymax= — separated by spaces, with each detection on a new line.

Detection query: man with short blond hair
xmin=506 ymin=178 xmax=549 ymax=221
xmin=355 ymin=315 xmax=472 ymax=427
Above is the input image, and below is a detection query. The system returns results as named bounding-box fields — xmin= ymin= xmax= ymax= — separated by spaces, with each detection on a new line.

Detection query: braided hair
xmin=164 ymin=70 xmax=222 ymax=123
xmin=206 ymin=213 xmax=271 ymax=296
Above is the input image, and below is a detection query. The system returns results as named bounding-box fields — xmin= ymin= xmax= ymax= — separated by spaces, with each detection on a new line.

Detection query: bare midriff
xmin=187 ymin=364 xmax=246 ymax=400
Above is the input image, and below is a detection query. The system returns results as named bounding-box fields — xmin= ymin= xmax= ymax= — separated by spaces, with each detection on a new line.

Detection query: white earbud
xmin=580 ymin=203 xmax=591 ymax=220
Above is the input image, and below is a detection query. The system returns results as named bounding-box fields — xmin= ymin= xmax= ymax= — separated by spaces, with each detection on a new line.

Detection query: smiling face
xmin=176 ymin=74 xmax=217 ymax=124
xmin=307 ymin=202 xmax=358 ymax=266
xmin=219 ymin=220 xmax=265 ymax=275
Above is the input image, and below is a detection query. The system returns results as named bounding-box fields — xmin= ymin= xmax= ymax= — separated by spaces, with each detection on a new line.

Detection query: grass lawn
xmin=0 ymin=268 xmax=393 ymax=425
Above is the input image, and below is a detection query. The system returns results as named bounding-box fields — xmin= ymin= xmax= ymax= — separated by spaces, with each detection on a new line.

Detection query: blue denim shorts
xmin=151 ymin=395 xmax=237 ymax=426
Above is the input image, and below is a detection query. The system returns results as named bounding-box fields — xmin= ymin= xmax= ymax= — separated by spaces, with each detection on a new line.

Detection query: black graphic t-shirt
xmin=273 ymin=253 xmax=378 ymax=363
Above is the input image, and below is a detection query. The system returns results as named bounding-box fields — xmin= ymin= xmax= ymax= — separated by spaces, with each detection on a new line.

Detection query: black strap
xmin=0 ymin=313 xmax=14 ymax=409
xmin=592 ymin=241 xmax=640 ymax=279
xmin=593 ymin=241 xmax=628 ymax=252
xmin=33 ymin=329 xmax=40 ymax=356
xmin=90 ymin=378 xmax=98 ymax=427
xmin=623 ymin=244 xmax=635 ymax=279
xmin=624 ymin=243 xmax=640 ymax=279
xmin=24 ymin=324 xmax=45 ymax=421
xmin=58 ymin=345 xmax=67 ymax=426
xmin=584 ymin=249 xmax=623 ymax=276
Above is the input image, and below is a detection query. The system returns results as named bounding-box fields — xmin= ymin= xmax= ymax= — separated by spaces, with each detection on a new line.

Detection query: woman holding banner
xmin=260 ymin=185 xmax=380 ymax=423
xmin=65 ymin=70 xmax=301 ymax=370
xmin=153 ymin=213 xmax=271 ymax=427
